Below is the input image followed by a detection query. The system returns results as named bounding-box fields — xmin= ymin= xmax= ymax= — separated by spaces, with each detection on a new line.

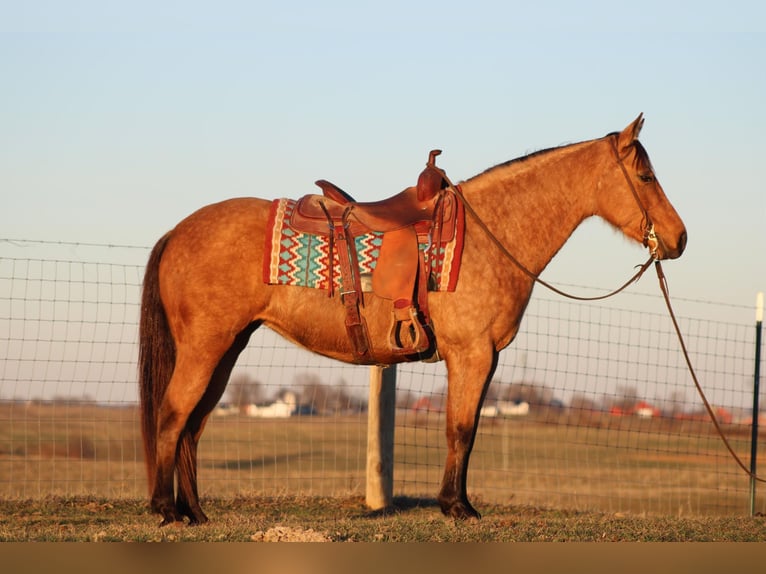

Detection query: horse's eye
xmin=638 ymin=173 xmax=655 ymax=183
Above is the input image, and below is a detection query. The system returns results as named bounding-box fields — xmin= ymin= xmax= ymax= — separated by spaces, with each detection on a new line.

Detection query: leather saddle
xmin=287 ymin=150 xmax=458 ymax=362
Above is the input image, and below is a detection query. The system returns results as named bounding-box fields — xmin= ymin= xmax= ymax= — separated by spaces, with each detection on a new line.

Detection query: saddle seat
xmin=312 ymin=182 xmax=436 ymax=233
xmin=292 ymin=185 xmax=437 ymax=238
xmin=311 ymin=149 xmax=449 ymax=233
xmin=291 ymin=150 xmax=457 ymax=241
xmin=286 ymin=150 xmax=456 ymax=362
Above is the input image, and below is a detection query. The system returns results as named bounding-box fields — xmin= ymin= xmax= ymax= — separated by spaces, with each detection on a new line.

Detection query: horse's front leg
xmin=437 ymin=344 xmax=498 ymax=520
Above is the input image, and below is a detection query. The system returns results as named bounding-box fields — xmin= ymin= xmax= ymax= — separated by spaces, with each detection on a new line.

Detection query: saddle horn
xmin=418 ymin=149 xmax=446 ymax=201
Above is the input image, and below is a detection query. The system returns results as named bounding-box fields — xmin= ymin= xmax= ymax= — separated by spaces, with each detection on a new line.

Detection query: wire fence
xmin=0 ymin=239 xmax=763 ymax=516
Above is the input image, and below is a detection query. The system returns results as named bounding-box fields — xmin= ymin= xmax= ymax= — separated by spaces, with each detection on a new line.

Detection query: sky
xmin=1 ymin=1 xmax=765 ymax=404
xmin=2 ymin=1 xmax=764 ymax=310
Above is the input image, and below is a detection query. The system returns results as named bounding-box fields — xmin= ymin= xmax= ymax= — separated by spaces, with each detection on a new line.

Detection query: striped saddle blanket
xmin=263 ymin=197 xmax=464 ymax=293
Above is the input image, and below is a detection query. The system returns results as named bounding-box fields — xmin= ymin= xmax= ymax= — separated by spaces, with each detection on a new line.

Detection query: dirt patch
xmin=250 ymin=525 xmax=332 ymax=542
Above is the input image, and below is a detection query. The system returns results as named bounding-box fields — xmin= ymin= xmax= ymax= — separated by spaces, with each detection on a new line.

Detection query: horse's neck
xmin=462 ymin=141 xmax=601 ymax=275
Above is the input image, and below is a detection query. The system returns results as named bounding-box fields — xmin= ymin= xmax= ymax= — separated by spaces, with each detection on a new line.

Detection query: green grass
xmin=1 ymin=495 xmax=765 ymax=542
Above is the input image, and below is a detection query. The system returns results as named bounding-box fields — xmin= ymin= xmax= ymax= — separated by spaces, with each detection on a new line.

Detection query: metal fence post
xmin=750 ymin=292 xmax=763 ymax=516
xmin=366 ymin=365 xmax=396 ymax=510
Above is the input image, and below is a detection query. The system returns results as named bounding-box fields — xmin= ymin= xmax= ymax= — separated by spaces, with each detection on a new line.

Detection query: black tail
xmin=138 ymin=232 xmax=175 ymax=492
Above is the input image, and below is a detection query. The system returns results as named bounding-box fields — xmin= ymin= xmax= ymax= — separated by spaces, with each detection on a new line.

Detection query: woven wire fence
xmin=0 ymin=240 xmax=763 ymax=516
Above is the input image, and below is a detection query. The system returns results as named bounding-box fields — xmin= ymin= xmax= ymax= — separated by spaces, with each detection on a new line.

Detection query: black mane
xmin=469 ymin=142 xmax=576 ymax=181
xmin=470 ymin=132 xmax=652 ymax=181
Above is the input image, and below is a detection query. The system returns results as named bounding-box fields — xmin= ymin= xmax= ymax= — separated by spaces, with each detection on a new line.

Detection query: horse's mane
xmin=468 ymin=132 xmax=652 ymax=182
xmin=470 ymin=144 xmax=568 ymax=180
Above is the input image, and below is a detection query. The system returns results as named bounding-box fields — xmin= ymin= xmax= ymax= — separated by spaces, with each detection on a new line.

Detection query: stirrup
xmin=389 ymin=304 xmax=430 ymax=355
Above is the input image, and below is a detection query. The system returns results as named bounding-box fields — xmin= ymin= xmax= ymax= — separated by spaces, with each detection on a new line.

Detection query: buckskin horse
xmin=139 ymin=115 xmax=687 ymax=525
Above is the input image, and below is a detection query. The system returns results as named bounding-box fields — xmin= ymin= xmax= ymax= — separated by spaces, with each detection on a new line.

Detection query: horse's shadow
xmin=203 ymin=453 xmax=441 ymax=516
xmin=363 ymin=496 xmax=441 ymax=518
xmin=202 ymin=450 xmax=329 ymax=470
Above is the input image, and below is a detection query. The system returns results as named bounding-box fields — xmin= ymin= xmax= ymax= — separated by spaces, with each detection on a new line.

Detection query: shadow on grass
xmin=363 ymin=496 xmax=441 ymax=518
xmin=201 ymin=450 xmax=330 ymax=470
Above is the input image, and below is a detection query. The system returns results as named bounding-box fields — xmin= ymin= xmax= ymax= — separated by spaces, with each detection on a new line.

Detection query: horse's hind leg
xmin=175 ymin=425 xmax=207 ymax=525
xmin=151 ymin=340 xmax=234 ymax=525
xmin=437 ymin=344 xmax=498 ymax=520
xmin=174 ymin=322 xmax=258 ymax=525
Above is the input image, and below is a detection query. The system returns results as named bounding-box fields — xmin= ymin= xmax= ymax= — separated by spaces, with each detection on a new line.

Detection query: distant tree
xmin=484 ymin=379 xmax=505 ymax=402
xmin=605 ymin=385 xmax=639 ymax=412
xmin=336 ymin=378 xmax=368 ymax=413
xmin=296 ymin=374 xmax=367 ymax=415
xmin=296 ymin=373 xmax=328 ymax=413
xmin=225 ymin=373 xmax=264 ymax=410
xmin=570 ymin=394 xmax=598 ymax=413
xmin=569 ymin=394 xmax=601 ymax=426
xmin=502 ymin=382 xmax=553 ymax=406
xmin=485 ymin=380 xmax=554 ymax=406
xmin=663 ymin=390 xmax=687 ymax=417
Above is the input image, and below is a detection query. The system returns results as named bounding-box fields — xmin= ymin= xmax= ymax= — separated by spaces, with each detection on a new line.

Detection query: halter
xmin=609 ymin=135 xmax=659 ymax=259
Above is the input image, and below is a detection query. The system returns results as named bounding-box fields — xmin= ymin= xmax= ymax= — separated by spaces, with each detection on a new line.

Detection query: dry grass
xmin=1 ymin=495 xmax=765 ymax=542
xmin=1 ymin=402 xmax=764 ymax=518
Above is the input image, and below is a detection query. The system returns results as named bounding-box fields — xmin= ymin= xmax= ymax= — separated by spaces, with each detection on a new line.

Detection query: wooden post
xmin=366 ymin=365 xmax=396 ymax=510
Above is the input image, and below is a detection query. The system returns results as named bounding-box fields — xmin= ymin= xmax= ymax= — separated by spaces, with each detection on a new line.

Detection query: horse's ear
xmin=617 ymin=113 xmax=645 ymax=151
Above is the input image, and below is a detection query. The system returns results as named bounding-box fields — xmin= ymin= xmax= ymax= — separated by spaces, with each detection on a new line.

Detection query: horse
xmin=139 ymin=115 xmax=687 ymax=525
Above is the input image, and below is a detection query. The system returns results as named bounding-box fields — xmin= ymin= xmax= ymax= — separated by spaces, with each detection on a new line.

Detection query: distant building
xmin=480 ymin=400 xmax=530 ymax=418
xmin=243 ymin=391 xmax=317 ymax=418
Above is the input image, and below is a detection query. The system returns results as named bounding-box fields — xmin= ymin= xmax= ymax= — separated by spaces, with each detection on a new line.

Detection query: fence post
xmin=366 ymin=364 xmax=396 ymax=510
xmin=750 ymin=292 xmax=763 ymax=516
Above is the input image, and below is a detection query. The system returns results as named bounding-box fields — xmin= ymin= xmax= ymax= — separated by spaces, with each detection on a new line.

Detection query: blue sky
xmin=2 ymin=1 xmax=764 ymax=316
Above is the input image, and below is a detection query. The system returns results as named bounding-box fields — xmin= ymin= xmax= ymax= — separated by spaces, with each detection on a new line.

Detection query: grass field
xmin=1 ymin=495 xmax=766 ymax=542
xmin=1 ymin=402 xmax=765 ymax=525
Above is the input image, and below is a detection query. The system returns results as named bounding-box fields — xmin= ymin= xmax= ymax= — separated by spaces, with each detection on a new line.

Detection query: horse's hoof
xmin=159 ymin=515 xmax=185 ymax=527
xmin=154 ymin=503 xmax=185 ymax=526
xmin=176 ymin=501 xmax=209 ymax=526
xmin=440 ymin=500 xmax=482 ymax=521
xmin=186 ymin=511 xmax=209 ymax=526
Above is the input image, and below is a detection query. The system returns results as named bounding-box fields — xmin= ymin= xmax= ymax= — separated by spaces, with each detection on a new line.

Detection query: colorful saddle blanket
xmin=263 ymin=197 xmax=464 ymax=292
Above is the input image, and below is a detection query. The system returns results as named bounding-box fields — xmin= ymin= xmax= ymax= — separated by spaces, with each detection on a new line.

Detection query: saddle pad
xmin=263 ymin=197 xmax=465 ymax=292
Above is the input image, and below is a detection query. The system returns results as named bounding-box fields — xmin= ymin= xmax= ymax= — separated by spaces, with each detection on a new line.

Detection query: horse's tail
xmin=138 ymin=231 xmax=175 ymax=492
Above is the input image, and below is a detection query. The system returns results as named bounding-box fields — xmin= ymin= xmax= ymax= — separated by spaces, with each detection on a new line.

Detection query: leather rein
xmin=441 ymin=136 xmax=766 ymax=483
xmin=654 ymin=263 xmax=766 ymax=483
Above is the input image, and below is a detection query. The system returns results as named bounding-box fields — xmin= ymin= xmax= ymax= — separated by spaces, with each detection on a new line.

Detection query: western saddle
xmin=287 ymin=150 xmax=459 ymax=362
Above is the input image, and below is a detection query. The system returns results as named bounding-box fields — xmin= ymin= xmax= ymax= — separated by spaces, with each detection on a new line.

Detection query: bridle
xmin=442 ymin=134 xmax=660 ymax=302
xmin=609 ymin=134 xmax=659 ymax=259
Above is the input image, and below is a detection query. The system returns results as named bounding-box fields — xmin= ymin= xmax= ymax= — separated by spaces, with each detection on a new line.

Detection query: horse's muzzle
xmin=657 ymin=230 xmax=687 ymax=260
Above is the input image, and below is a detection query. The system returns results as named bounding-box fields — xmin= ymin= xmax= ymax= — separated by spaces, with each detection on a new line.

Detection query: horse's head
xmin=599 ymin=115 xmax=687 ymax=260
